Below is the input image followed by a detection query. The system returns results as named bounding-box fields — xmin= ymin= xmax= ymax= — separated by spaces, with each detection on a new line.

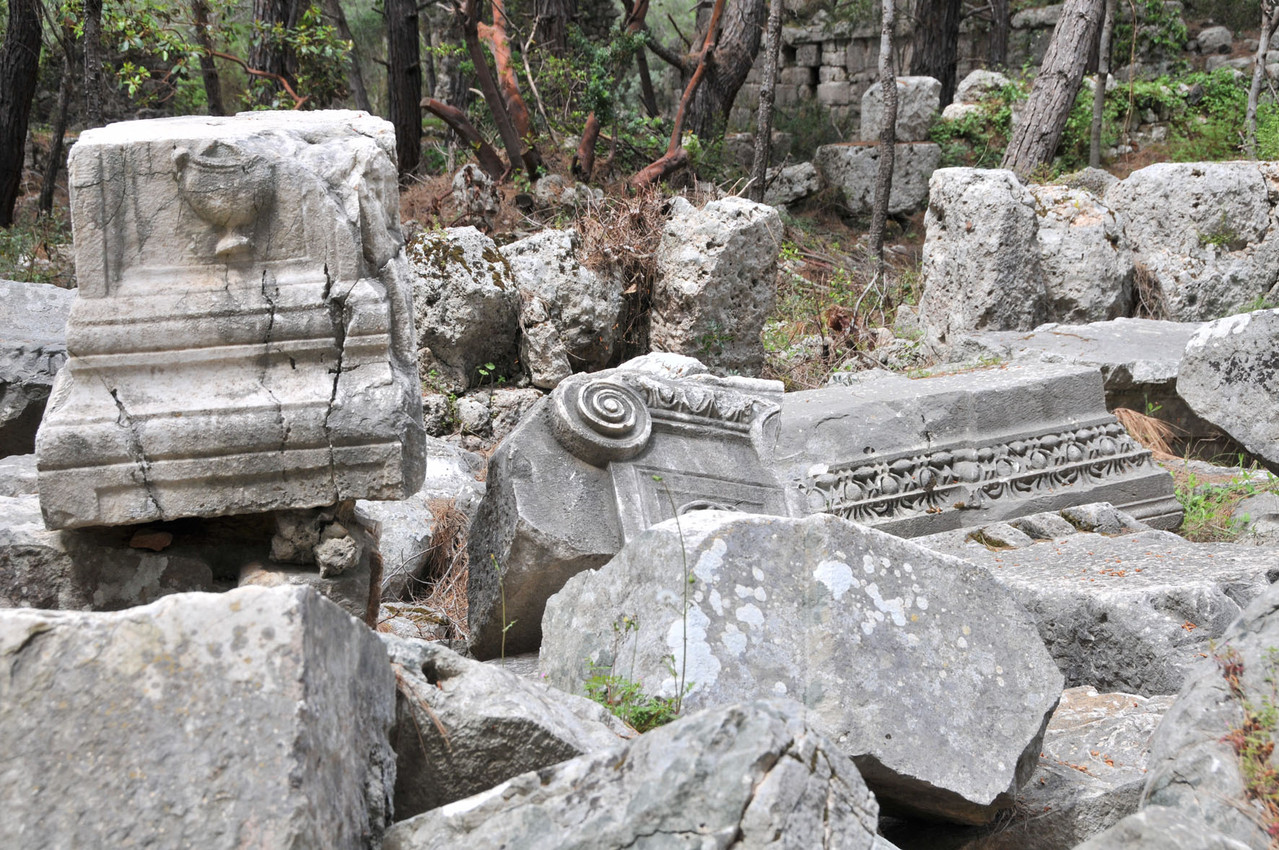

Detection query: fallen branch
xmin=422 ymin=97 xmax=506 ymax=179
xmin=208 ymin=48 xmax=307 ymax=109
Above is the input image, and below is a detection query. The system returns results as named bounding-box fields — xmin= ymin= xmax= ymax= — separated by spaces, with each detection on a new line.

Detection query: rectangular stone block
xmin=796 ymin=43 xmax=819 ymax=66
xmin=36 ymin=112 xmax=426 ymax=529
xmin=819 ymin=65 xmax=849 ymax=83
xmin=0 ymin=586 xmax=396 ymax=848
xmin=777 ymin=363 xmax=1181 ymax=536
xmin=779 ymin=66 xmax=816 ymax=87
xmin=817 ymin=81 xmax=853 ymax=106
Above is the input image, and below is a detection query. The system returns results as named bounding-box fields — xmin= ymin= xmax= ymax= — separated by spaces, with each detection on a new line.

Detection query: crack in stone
xmin=108 ymin=385 xmax=162 ymax=517
xmin=321 ymin=262 xmax=346 ymax=499
xmin=259 ymin=269 xmax=289 ymax=452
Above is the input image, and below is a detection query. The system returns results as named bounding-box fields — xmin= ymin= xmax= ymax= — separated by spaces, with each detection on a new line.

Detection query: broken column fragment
xmin=35 ymin=111 xmax=425 ymax=530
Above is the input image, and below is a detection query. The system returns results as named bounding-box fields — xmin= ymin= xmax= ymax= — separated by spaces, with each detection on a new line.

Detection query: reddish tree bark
xmin=477 ymin=0 xmax=534 ymax=140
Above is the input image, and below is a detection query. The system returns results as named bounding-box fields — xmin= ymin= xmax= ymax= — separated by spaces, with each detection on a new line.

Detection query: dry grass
xmin=1132 ymin=262 xmax=1168 ymax=320
xmin=1113 ymin=407 xmax=1179 ymax=457
xmin=407 ymin=498 xmax=471 ymax=640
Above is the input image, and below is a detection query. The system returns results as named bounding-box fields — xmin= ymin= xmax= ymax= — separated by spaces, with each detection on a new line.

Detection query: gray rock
xmin=541 ymin=511 xmax=1064 ymax=825
xmin=0 ymin=452 xmax=37 ymax=496
xmin=382 ymin=700 xmax=883 ymax=850
xmin=450 ymin=162 xmax=499 ymax=219
xmin=1197 ymin=25 xmax=1234 ymax=54
xmin=501 ymin=229 xmax=624 ymax=389
xmin=883 ymin=687 xmax=1174 ymax=850
xmin=0 ymin=586 xmax=396 ymax=849
xmin=1072 ymin=806 xmax=1253 ymax=850
xmin=764 ymin=160 xmax=823 ymax=207
xmin=0 ymin=493 xmax=221 ymax=610
xmin=1235 ymin=491 xmax=1279 ymax=545
xmin=1177 ymin=309 xmax=1279 ymax=469
xmin=1029 ymin=184 xmax=1134 ymax=323
xmin=408 ymin=226 xmax=519 ymax=392
xmin=921 ymin=514 xmax=1279 ymax=695
xmin=380 ymin=634 xmax=632 ymax=820
xmin=1011 ymin=4 xmax=1062 ymax=29
xmin=860 ymin=76 xmax=943 ymax=142
xmin=815 ymin=142 xmax=942 ymax=217
xmin=0 ymin=279 xmax=74 ymax=458
xmin=35 ymin=112 xmax=426 ymax=530
xmin=1061 ymin=166 xmax=1119 ymax=196
xmin=919 ymin=168 xmax=1045 ymax=344
xmin=954 ymin=69 xmax=1012 ymax=104
xmin=1104 ymin=162 xmax=1279 ymax=321
xmin=651 ymin=196 xmax=782 ymax=376
xmin=1140 ymin=580 xmax=1279 ymax=848
xmin=466 ymin=363 xmax=786 ymax=658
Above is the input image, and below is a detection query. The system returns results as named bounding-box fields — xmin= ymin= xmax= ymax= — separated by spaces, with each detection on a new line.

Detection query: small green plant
xmin=1215 ymin=645 xmax=1279 ymax=838
xmin=1200 ymin=212 xmax=1246 ymax=252
xmin=1176 ymin=467 xmax=1279 ymax=543
xmin=696 ymin=322 xmax=734 ymax=358
xmin=490 ymin=553 xmax=516 ymax=664
xmin=583 ymin=613 xmax=686 ymax=732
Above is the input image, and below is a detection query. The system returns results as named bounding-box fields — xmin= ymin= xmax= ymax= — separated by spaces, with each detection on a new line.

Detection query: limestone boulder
xmin=882 ymin=687 xmax=1174 ymax=850
xmin=380 ymin=634 xmax=632 ymax=820
xmin=1029 ymin=184 xmax=1134 ymax=323
xmin=541 ymin=511 xmax=1064 ymax=825
xmin=0 ymin=586 xmax=396 ymax=848
xmin=1177 ymin=309 xmax=1279 ymax=469
xmin=920 ymin=509 xmax=1279 ymax=695
xmin=954 ymin=69 xmax=1012 ymax=104
xmin=1104 ymin=162 xmax=1279 ymax=321
xmin=860 ymin=76 xmax=943 ymax=142
xmin=0 ymin=279 xmax=74 ymax=458
xmin=1073 ymin=807 xmax=1253 ymax=850
xmin=1140 ymin=579 xmax=1279 ymax=848
xmin=764 ymin=161 xmax=823 ymax=207
xmin=652 ymin=196 xmax=782 ymax=376
xmin=382 ymin=700 xmax=884 ymax=850
xmin=815 ymin=142 xmax=941 ymax=217
xmin=0 ymin=452 xmax=37 ymax=497
xmin=501 ymin=228 xmax=623 ymax=389
xmin=918 ymin=168 xmax=1045 ymax=344
xmin=408 ymin=226 xmax=519 ymax=392
xmin=1197 ymin=25 xmax=1233 ymax=54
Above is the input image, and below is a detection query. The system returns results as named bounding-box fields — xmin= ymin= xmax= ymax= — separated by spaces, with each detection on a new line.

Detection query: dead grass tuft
xmin=1114 ymin=407 xmax=1179 ymax=457
xmin=1132 ymin=262 xmax=1168 ymax=320
xmin=411 ymin=498 xmax=471 ymax=640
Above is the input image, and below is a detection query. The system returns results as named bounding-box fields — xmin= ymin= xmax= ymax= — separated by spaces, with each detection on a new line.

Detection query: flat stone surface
xmin=0 ymin=586 xmax=396 ymax=849
xmin=383 ymin=700 xmax=884 ymax=850
xmin=815 ymin=142 xmax=941 ymax=217
xmin=36 ymin=111 xmax=425 ymax=529
xmin=541 ymin=511 xmax=1064 ymax=825
xmin=381 ymin=634 xmax=631 ymax=820
xmin=923 ymin=514 xmax=1279 ymax=695
xmin=860 ymin=76 xmax=942 ymax=142
xmin=785 ymin=362 xmax=1181 ymax=536
xmin=0 ymin=279 xmax=74 ymax=458
xmin=0 ymin=453 xmax=37 ymax=497
xmin=1073 ymin=806 xmax=1253 ymax=850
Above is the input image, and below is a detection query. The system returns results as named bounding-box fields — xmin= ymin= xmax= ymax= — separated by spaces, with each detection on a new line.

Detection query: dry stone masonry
xmin=35 ymin=111 xmax=426 ymax=530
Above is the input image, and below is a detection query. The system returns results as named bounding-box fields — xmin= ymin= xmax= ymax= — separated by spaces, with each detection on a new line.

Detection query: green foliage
xmin=773 ymin=100 xmax=855 ymax=161
xmin=1176 ymin=466 xmax=1278 ymax=543
xmin=0 ymin=210 xmax=73 ymax=287
xmin=584 ymin=665 xmax=684 ymax=732
xmin=929 ymin=81 xmax=1027 ymax=169
xmin=1215 ymin=645 xmax=1279 ymax=836
xmin=246 ymin=6 xmax=352 ymax=108
xmin=1111 ymin=0 xmax=1188 ymax=64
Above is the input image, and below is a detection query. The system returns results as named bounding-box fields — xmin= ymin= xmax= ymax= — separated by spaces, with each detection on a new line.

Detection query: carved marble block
xmin=36 ymin=112 xmax=425 ymax=529
xmin=781 ymin=363 xmax=1181 ymax=535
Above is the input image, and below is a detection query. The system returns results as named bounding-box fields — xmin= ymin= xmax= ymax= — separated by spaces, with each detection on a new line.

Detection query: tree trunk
xmin=1246 ymin=2 xmax=1279 ymax=156
xmin=84 ymin=0 xmax=105 ymax=126
xmin=0 ymin=0 xmax=42 ymax=227
xmin=870 ymin=0 xmax=897 ymax=276
xmin=249 ymin=0 xmax=305 ymax=105
xmin=320 ymin=0 xmax=372 ymax=112
xmin=461 ymin=0 xmax=539 ymax=181
xmin=40 ymin=44 xmax=74 ymax=215
xmin=749 ymin=0 xmax=784 ymax=202
xmin=191 ymin=0 xmax=226 ymax=115
xmin=910 ymin=0 xmax=961 ymax=106
xmin=988 ymin=0 xmax=1010 ymax=67
xmin=478 ymin=0 xmax=534 ymax=140
xmin=1001 ymin=0 xmax=1103 ymax=178
xmin=534 ymin=0 xmax=575 ymax=53
xmin=1088 ymin=0 xmax=1114 ymax=167
xmin=683 ymin=0 xmax=768 ymax=140
xmin=423 ymin=98 xmax=506 ymax=179
xmin=386 ymin=0 xmax=422 ymax=177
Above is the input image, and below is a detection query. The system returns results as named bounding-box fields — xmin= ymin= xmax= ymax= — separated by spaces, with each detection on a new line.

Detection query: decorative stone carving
xmin=466 ymin=362 xmax=788 ymax=659
xmin=35 ymin=111 xmax=425 ymax=530
xmin=782 ymin=363 xmax=1180 ymax=535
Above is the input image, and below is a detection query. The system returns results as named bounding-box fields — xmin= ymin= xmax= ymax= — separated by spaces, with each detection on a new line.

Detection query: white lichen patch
xmin=693 ymin=537 xmax=728 ymax=584
xmin=736 ymin=603 xmax=765 ymax=630
xmin=662 ymin=604 xmax=720 ymax=697
xmin=708 ymin=588 xmax=724 ymax=616
xmin=814 ymin=559 xmax=854 ymax=600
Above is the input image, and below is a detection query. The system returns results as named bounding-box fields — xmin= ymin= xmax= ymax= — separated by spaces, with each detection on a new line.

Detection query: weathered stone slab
xmin=466 ymin=363 xmax=787 ymax=658
xmin=1178 ymin=309 xmax=1279 ymax=470
xmin=0 ymin=279 xmax=74 ymax=458
xmin=1140 ymin=579 xmax=1279 ymax=848
xmin=815 ymin=142 xmax=941 ymax=217
xmin=1028 ymin=184 xmax=1134 ymax=323
xmin=0 ymin=586 xmax=396 ymax=848
xmin=789 ymin=363 xmax=1181 ymax=535
xmin=920 ymin=507 xmax=1279 ymax=695
xmin=1073 ymin=807 xmax=1253 ymax=850
xmin=860 ymin=76 xmax=942 ymax=142
xmin=381 ymin=634 xmax=632 ymax=820
xmin=383 ymin=700 xmax=884 ymax=850
xmin=541 ymin=511 xmax=1064 ymax=825
xmin=0 ymin=452 xmax=37 ymax=497
xmin=882 ymin=686 xmax=1174 ymax=850
xmin=36 ymin=111 xmax=425 ymax=530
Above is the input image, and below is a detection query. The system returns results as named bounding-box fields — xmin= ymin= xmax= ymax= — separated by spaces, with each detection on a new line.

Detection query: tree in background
xmin=385 ymin=0 xmax=422 ymax=176
xmin=909 ymin=0 xmax=961 ymax=106
xmin=869 ymin=0 xmax=897 ymax=280
xmin=0 ymin=0 xmax=44 ymax=227
xmin=1002 ymin=0 xmax=1103 ymax=177
xmin=748 ymin=0 xmax=784 ymax=202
